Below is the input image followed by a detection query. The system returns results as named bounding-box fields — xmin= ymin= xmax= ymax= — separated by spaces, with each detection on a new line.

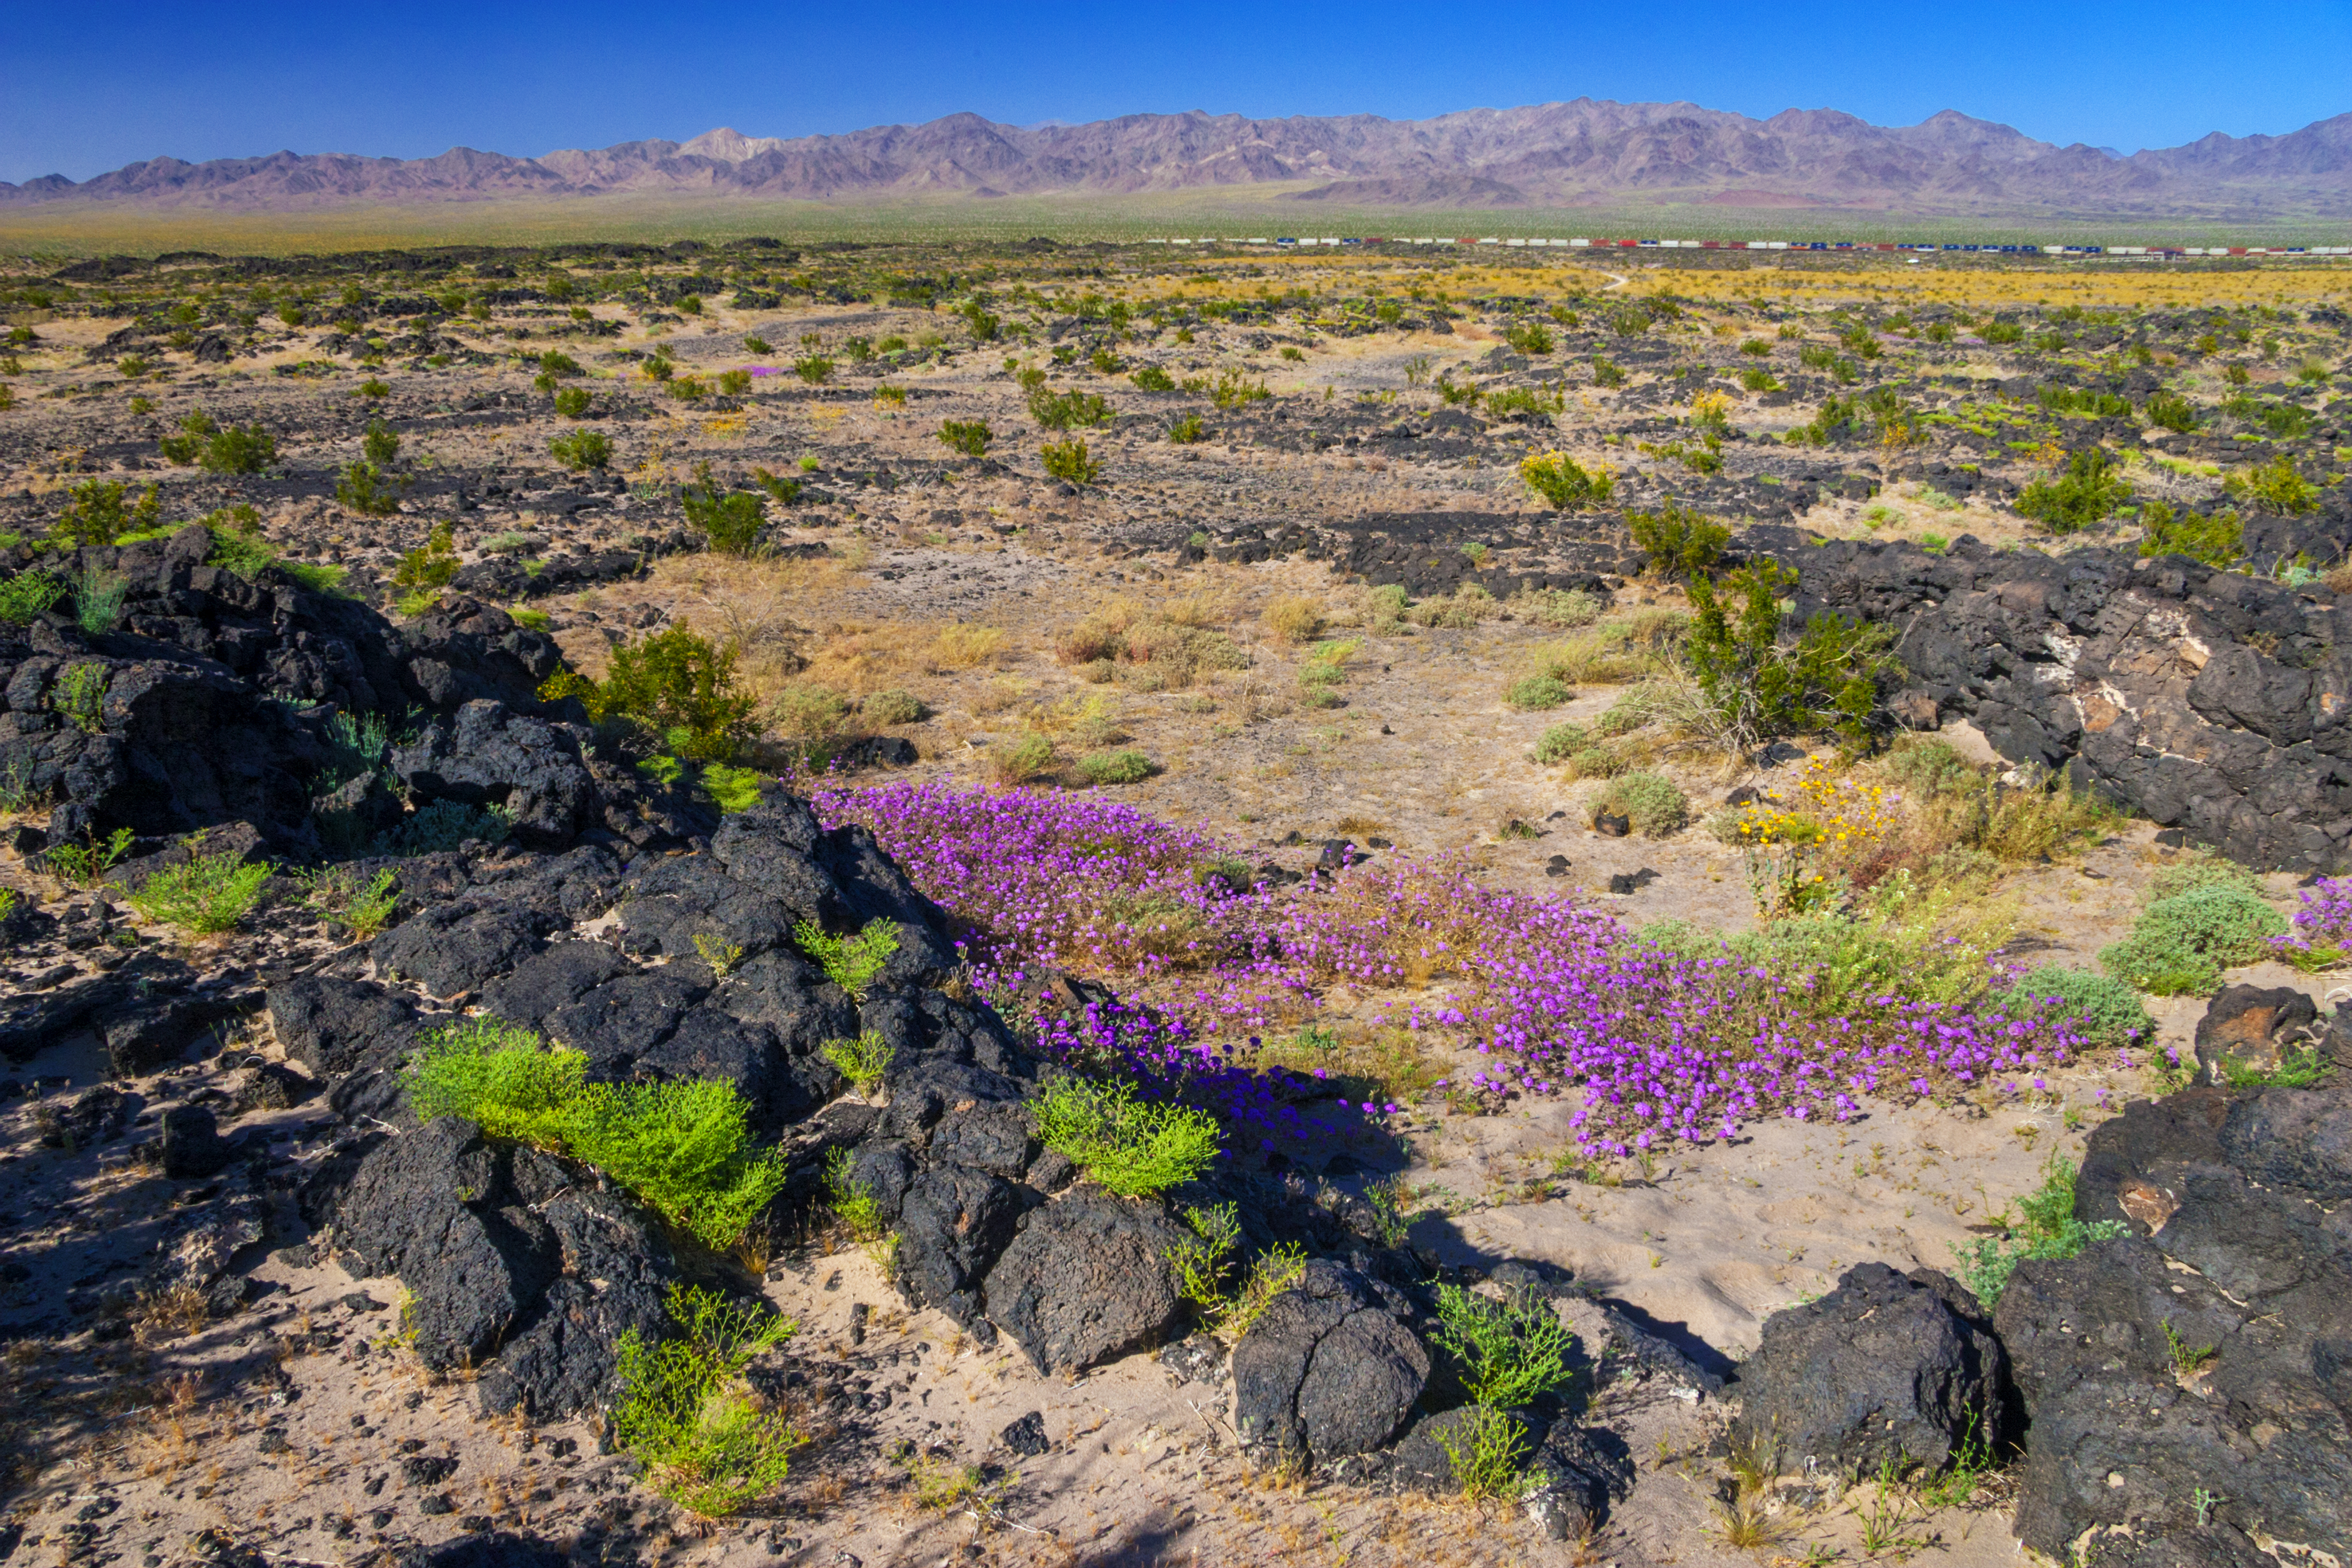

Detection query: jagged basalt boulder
xmin=982 ymin=1187 xmax=1190 ymax=1373
xmin=2192 ymin=984 xmax=2320 ymax=1081
xmin=1731 ymin=1262 xmax=2006 ymax=1479
xmin=1997 ymin=1077 xmax=2352 ymax=1560
xmin=1774 ymin=527 xmax=2352 ymax=872
xmin=1230 ymin=1260 xmax=1430 ymax=1470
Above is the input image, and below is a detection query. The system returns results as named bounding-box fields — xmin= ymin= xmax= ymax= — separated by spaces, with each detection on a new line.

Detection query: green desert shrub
xmin=548 ymin=428 xmax=612 ymax=470
xmin=1033 ymin=1076 xmax=1221 ymax=1198
xmin=1592 ymin=769 xmax=1689 ymax=837
xmin=198 ymin=424 xmax=276 ymax=475
xmin=793 ymin=917 xmax=898 ymax=1000
xmin=937 ymin=419 xmax=991 ymax=457
xmin=2015 ymin=449 xmax=2131 ymax=533
xmin=682 ymin=486 xmax=765 ymax=556
xmin=1628 ymin=503 xmax=1730 ymax=578
xmin=1519 ymin=451 xmax=1614 ymax=510
xmin=1685 ymin=559 xmax=1898 ymax=757
xmin=0 ymin=569 xmax=65 ymax=624
xmin=1506 ymin=674 xmax=1574 ymax=711
xmin=553 ymin=386 xmax=593 ymax=418
xmin=612 ymin=1285 xmax=802 ymax=1517
xmin=1040 ymin=439 xmax=1101 ymax=484
xmin=541 ymin=626 xmax=760 ymax=763
xmin=2100 ymin=884 xmax=2287 ymax=995
xmin=862 ymin=688 xmax=924 ymax=726
xmin=126 ymin=849 xmax=273 ymax=935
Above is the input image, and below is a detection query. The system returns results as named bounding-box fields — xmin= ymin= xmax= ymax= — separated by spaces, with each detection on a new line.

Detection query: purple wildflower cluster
xmin=814 ymin=779 xmax=2095 ymax=1158
xmin=2278 ymin=875 xmax=2352 ymax=954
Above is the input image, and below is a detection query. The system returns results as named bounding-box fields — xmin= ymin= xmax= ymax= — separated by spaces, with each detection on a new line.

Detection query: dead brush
xmin=132 ymin=1283 xmax=210 ymax=1344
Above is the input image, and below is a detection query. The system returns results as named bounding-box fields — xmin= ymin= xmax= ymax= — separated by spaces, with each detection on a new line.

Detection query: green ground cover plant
xmin=2100 ymin=883 xmax=2287 ymax=995
xmin=1950 ymin=1157 xmax=2128 ymax=1308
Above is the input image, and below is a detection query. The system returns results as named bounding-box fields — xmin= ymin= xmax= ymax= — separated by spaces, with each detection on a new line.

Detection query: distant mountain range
xmin=7 ymin=101 xmax=2350 ymax=218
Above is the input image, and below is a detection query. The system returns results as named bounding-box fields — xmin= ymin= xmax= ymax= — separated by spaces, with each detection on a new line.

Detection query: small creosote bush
xmin=793 ymin=917 xmax=899 ymax=1000
xmin=1505 ymin=674 xmax=1574 ymax=711
xmin=548 ymin=427 xmax=612 ymax=471
xmin=1032 ymin=1075 xmax=1221 ymax=1198
xmin=541 ymin=624 xmax=759 ymax=763
xmin=937 ymin=419 xmax=991 ymax=458
xmin=300 ymin=865 xmax=400 ymax=941
xmin=1593 ymin=769 xmax=1690 ymax=838
xmin=1040 ymin=439 xmax=1102 ymax=485
xmin=1519 ymin=451 xmax=1614 ymax=511
xmin=612 ymin=1284 xmax=802 ymax=1517
xmin=1627 ymin=503 xmax=1730 ymax=578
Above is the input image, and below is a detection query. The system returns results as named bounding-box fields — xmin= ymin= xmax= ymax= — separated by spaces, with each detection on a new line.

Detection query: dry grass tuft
xmin=1262 ymin=595 xmax=1327 ymax=645
xmin=928 ymin=623 xmax=1010 ymax=671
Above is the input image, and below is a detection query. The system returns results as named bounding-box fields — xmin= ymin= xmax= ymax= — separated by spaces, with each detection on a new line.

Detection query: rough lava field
xmin=1 ymin=238 xmax=2352 ymax=1568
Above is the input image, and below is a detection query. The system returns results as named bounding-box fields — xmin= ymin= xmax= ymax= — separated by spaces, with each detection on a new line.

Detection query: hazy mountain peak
xmin=6 ymin=100 xmax=2346 ymax=218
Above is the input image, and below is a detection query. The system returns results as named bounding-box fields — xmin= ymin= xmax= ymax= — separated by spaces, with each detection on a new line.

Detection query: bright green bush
xmin=1033 ymin=1076 xmax=1221 ymax=1198
xmin=336 ymin=460 xmax=402 ymax=517
xmin=406 ymin=1016 xmax=588 ymax=1145
xmin=0 ymin=569 xmax=64 ymax=624
xmin=697 ymin=763 xmax=766 ymax=813
xmin=403 ymin=1018 xmax=788 ymax=1249
xmin=1627 ymin=503 xmax=1729 ymax=577
xmin=1431 ymin=1283 xmax=1576 ymax=1407
xmin=1991 ymin=965 xmax=2155 ymax=1047
xmin=2100 ymin=884 xmax=2287 ymax=995
xmin=1950 ymin=1157 xmax=2128 ymax=1308
xmin=569 ymin=1079 xmax=792 ymax=1249
xmin=1130 ymin=366 xmax=1175 ymax=391
xmin=2015 ymin=449 xmax=2131 ymax=533
xmin=548 ymin=428 xmax=612 ymax=470
xmin=819 ymin=1030 xmax=895 ymax=1095
xmin=793 ymin=917 xmax=898 ymax=1000
xmin=1592 ymin=769 xmax=1689 ymax=837
xmin=541 ymin=625 xmax=760 ymax=763
xmin=127 ymin=850 xmax=273 ymax=935
xmin=612 ymin=1285 xmax=801 ymax=1517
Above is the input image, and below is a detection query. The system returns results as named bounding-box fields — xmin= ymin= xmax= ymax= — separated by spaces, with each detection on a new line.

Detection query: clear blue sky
xmin=5 ymin=0 xmax=2349 ymax=185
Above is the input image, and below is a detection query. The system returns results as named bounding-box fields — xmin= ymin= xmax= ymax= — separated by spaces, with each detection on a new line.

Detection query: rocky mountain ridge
xmin=8 ymin=100 xmax=2351 ymax=217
